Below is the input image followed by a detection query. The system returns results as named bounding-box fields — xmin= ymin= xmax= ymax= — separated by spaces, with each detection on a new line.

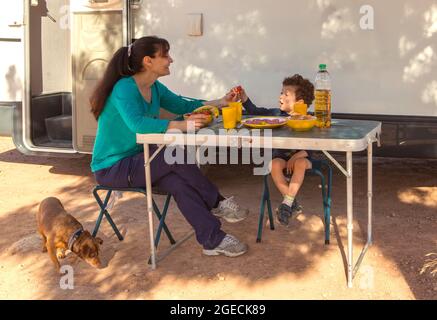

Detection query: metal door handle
xmin=8 ymin=22 xmax=23 ymax=27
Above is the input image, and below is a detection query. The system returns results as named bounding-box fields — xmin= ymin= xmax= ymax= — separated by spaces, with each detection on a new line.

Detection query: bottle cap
xmin=319 ymin=64 xmax=327 ymax=70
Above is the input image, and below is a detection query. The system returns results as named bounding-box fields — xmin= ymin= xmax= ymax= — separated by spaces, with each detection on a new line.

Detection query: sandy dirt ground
xmin=0 ymin=136 xmax=436 ymax=300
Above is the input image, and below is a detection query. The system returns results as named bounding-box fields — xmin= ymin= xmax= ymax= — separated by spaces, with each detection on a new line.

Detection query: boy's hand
xmin=231 ymin=85 xmax=248 ymax=103
xmin=286 ymin=158 xmax=294 ymax=175
xmin=286 ymin=150 xmax=309 ymax=174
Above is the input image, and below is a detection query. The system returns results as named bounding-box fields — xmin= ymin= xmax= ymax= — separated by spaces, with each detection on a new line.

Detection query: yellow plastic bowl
xmin=286 ymin=117 xmax=317 ymax=131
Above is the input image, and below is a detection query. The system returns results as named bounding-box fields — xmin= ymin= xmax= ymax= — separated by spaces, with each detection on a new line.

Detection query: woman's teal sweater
xmin=91 ymin=77 xmax=203 ymax=172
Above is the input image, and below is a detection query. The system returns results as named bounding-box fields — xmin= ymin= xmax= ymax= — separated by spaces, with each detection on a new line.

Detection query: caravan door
xmin=0 ymin=0 xmax=24 ymax=136
xmin=3 ymin=0 xmax=129 ymax=156
xmin=71 ymin=0 xmax=128 ymax=153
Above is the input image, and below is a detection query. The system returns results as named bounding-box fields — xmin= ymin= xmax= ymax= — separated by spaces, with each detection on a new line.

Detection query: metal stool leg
xmin=257 ymin=175 xmax=274 ymax=243
xmin=311 ymin=169 xmax=330 ymax=245
xmin=103 ymin=209 xmax=124 ymax=241
xmin=148 ymin=194 xmax=195 ymax=265
xmin=313 ymin=164 xmax=332 ymax=245
xmin=265 ymin=177 xmax=275 ymax=230
xmin=92 ymin=188 xmax=124 ymax=241
xmin=319 ymin=173 xmax=330 ymax=245
xmin=152 ymin=195 xmax=176 ymax=246
xmin=255 ymin=161 xmax=333 ymax=245
xmin=91 ymin=186 xmax=198 ymax=266
xmin=92 ymin=189 xmax=108 ymax=237
xmin=324 ymin=164 xmax=333 ymax=245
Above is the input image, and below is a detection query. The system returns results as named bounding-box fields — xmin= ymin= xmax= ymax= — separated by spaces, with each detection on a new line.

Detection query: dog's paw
xmin=56 ymin=249 xmax=66 ymax=259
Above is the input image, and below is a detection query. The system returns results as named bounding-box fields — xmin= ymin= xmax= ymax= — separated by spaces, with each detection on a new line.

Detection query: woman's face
xmin=146 ymin=50 xmax=173 ymax=76
xmin=278 ymin=85 xmax=297 ymax=113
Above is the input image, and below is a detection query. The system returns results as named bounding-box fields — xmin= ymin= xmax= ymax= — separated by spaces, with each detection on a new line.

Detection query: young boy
xmin=230 ymin=74 xmax=315 ymax=226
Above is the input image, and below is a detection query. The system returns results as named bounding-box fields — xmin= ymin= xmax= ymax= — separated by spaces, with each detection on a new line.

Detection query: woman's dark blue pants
xmin=94 ymin=146 xmax=226 ymax=250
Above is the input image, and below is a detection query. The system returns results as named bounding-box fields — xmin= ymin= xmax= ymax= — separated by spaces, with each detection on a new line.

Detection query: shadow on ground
xmin=0 ymin=151 xmax=436 ymax=299
xmin=0 ymin=165 xmax=335 ymax=299
xmin=0 ymin=147 xmax=91 ymax=176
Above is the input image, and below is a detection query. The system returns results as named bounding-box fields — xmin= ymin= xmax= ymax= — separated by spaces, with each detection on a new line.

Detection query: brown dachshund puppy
xmin=37 ymin=197 xmax=103 ymax=272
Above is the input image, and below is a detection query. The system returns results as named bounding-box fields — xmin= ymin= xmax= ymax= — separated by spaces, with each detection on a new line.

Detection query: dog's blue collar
xmin=68 ymin=228 xmax=83 ymax=251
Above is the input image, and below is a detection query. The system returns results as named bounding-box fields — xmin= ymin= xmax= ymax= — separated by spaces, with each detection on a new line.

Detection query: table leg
xmin=346 ymin=151 xmax=353 ymax=288
xmin=196 ymin=146 xmax=201 ymax=168
xmin=144 ymin=144 xmax=156 ymax=269
xmin=352 ymin=141 xmax=374 ymax=281
xmin=367 ymin=141 xmax=373 ymax=244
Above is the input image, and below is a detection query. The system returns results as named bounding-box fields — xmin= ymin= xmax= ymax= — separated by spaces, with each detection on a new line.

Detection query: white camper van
xmin=1 ymin=0 xmax=436 ymax=158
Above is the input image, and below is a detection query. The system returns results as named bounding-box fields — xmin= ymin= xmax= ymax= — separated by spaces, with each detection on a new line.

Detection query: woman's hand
xmin=202 ymin=94 xmax=233 ymax=109
xmin=224 ymin=90 xmax=239 ymax=103
xmin=202 ymin=85 xmax=247 ymax=109
xmin=216 ymin=91 xmax=237 ymax=107
xmin=168 ymin=114 xmax=209 ymax=132
xmin=227 ymin=85 xmax=248 ymax=103
xmin=184 ymin=113 xmax=210 ymax=131
xmin=185 ymin=113 xmax=210 ymax=130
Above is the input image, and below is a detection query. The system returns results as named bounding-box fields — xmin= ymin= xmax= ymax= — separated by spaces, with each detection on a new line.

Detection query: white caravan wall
xmin=133 ymin=0 xmax=437 ymax=116
xmin=0 ymin=0 xmax=24 ymax=102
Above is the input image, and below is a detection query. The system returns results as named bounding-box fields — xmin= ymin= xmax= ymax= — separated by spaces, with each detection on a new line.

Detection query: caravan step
xmin=45 ymin=115 xmax=72 ymax=141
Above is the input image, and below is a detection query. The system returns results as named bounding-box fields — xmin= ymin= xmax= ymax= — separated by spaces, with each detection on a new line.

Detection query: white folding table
xmin=137 ymin=118 xmax=381 ymax=287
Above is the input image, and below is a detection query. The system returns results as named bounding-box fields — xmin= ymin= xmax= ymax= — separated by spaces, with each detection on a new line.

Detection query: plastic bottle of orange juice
xmin=314 ymin=64 xmax=331 ymax=128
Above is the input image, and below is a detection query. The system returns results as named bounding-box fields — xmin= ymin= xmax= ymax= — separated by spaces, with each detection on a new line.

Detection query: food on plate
xmin=183 ymin=105 xmax=219 ymax=124
xmin=241 ymin=117 xmax=288 ymax=128
xmin=244 ymin=118 xmax=286 ymax=125
xmin=288 ymin=114 xmax=314 ymax=121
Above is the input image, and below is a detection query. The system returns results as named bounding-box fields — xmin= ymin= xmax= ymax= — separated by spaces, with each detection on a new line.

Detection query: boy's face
xmin=278 ymin=85 xmax=297 ymax=113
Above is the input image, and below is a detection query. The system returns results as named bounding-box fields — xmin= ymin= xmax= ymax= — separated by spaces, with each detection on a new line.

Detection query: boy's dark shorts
xmin=271 ymin=149 xmax=322 ymax=171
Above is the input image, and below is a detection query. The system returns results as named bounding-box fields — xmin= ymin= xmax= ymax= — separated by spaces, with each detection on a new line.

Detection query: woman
xmin=90 ymin=36 xmax=248 ymax=257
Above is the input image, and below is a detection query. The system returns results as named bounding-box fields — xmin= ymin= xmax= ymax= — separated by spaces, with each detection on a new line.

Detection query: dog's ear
xmin=95 ymin=237 xmax=103 ymax=245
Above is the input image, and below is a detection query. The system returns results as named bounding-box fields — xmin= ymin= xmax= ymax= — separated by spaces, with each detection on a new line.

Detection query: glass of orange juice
xmin=222 ymin=106 xmax=237 ymax=129
xmin=228 ymin=102 xmax=243 ymax=122
xmin=293 ymin=102 xmax=307 ymax=115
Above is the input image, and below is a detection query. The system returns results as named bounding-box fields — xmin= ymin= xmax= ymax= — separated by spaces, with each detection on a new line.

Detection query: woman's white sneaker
xmin=202 ymin=234 xmax=248 ymax=257
xmin=211 ymin=197 xmax=249 ymax=223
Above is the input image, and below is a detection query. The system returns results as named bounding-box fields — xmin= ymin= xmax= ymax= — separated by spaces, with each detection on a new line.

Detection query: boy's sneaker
xmin=202 ymin=234 xmax=248 ymax=257
xmin=276 ymin=200 xmax=303 ymax=227
xmin=211 ymin=196 xmax=248 ymax=223
xmin=292 ymin=199 xmax=303 ymax=214
xmin=276 ymin=203 xmax=293 ymax=226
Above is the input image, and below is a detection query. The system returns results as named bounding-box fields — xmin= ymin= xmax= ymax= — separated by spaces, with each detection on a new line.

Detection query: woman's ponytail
xmin=90 ymin=46 xmax=133 ymax=119
xmin=90 ymin=36 xmax=170 ymax=120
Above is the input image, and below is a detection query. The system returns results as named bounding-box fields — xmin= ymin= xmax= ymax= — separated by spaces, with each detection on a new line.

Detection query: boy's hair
xmin=282 ymin=74 xmax=315 ymax=105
